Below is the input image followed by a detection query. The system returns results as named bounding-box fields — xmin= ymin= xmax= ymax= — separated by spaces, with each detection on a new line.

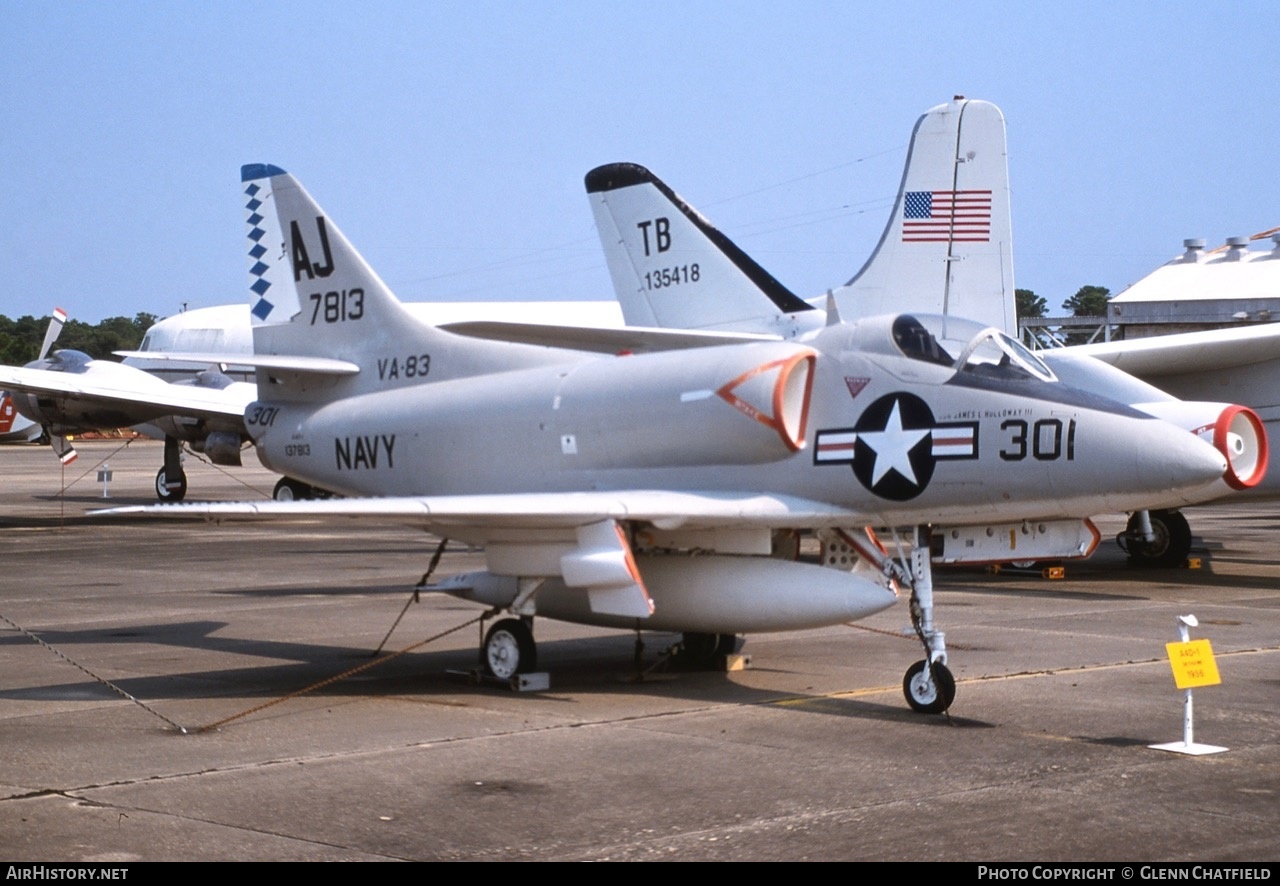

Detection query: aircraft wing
xmin=100 ymin=490 xmax=871 ymax=621
xmin=0 ymin=364 xmax=254 ymax=422
xmin=438 ymin=321 xmax=780 ymax=353
xmin=1070 ymin=323 xmax=1280 ymax=377
xmin=99 ymin=489 xmax=864 ymax=536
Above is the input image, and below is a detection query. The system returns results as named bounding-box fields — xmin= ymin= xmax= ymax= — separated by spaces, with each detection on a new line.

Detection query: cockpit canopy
xmin=33 ymin=349 xmax=94 ymax=372
xmin=841 ymin=313 xmax=1057 ymax=383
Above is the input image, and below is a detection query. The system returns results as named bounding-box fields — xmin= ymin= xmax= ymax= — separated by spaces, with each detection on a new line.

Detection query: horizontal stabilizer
xmin=440 ymin=320 xmax=779 ymax=353
xmin=113 ymin=351 xmax=360 ymax=375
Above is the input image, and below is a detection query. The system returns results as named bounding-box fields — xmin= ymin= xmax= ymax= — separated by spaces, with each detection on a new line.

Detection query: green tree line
xmin=0 ymin=313 xmax=158 ymax=365
xmin=1016 ymin=285 xmax=1111 ymax=320
xmin=2 ymin=287 xmax=1111 ymax=366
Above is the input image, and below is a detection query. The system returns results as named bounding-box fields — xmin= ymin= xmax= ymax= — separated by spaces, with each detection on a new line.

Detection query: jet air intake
xmin=554 ymin=342 xmax=816 ymax=468
xmin=1135 ymin=401 xmax=1269 ymax=493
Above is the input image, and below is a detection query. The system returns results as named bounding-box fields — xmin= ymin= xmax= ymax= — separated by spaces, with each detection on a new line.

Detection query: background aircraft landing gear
xmin=1119 ymin=509 xmax=1191 ymax=568
xmin=155 ymin=435 xmax=186 ymax=502
xmin=481 ymin=618 xmax=536 ymax=680
xmin=154 ymin=467 xmax=187 ymax=502
xmin=904 ymin=659 xmax=956 ymax=714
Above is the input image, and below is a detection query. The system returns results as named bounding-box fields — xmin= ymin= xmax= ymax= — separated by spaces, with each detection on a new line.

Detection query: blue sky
xmin=3 ymin=1 xmax=1276 ymax=322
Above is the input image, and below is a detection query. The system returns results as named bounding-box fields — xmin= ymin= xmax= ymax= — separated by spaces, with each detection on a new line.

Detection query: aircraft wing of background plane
xmin=0 ymin=362 xmax=255 ymax=422
xmin=1068 ymin=323 xmax=1280 ymax=377
xmin=1064 ymin=324 xmax=1280 ymax=513
xmin=0 ymin=311 xmax=260 ymax=488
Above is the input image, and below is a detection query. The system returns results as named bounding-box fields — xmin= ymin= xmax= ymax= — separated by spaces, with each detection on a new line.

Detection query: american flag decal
xmin=814 ymin=421 xmax=978 ymax=465
xmin=902 ymin=190 xmax=992 ymax=242
xmin=814 ymin=430 xmax=859 ymax=463
xmin=930 ymin=422 xmax=979 ymax=459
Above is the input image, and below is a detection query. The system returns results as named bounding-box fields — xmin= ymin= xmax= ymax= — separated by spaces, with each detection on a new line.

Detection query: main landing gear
xmin=672 ymin=631 xmax=739 ymax=669
xmin=463 ymin=525 xmax=956 ymax=713
xmin=272 ymin=477 xmax=334 ymax=501
xmin=1117 ymin=509 xmax=1192 ymax=568
xmin=475 ymin=618 xmax=740 ymax=681
xmin=481 ymin=618 xmax=537 ymax=679
xmin=155 ymin=436 xmax=187 ymax=502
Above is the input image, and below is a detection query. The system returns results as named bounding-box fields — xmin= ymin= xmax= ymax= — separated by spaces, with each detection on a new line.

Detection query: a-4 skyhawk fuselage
xmin=105 ymin=164 xmax=1234 ymax=714
xmin=249 ymin=311 xmax=1227 ymax=530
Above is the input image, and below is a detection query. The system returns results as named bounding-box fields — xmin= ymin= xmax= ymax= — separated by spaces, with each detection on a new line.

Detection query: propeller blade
xmin=38 ymin=307 xmax=68 ymax=361
xmin=50 ymin=433 xmax=77 ymax=465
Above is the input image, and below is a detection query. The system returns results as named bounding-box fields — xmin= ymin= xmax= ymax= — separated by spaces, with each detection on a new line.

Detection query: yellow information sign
xmin=1166 ymin=639 xmax=1221 ymax=689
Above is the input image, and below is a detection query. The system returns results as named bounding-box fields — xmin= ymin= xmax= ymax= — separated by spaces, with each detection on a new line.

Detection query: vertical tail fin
xmin=585 ymin=98 xmax=1013 ymax=340
xmin=240 ymin=164 xmax=554 ymax=400
xmin=833 ymin=97 xmax=1015 ymax=333
xmin=241 ymin=163 xmax=419 ymax=347
xmin=585 ymin=163 xmax=817 ymax=335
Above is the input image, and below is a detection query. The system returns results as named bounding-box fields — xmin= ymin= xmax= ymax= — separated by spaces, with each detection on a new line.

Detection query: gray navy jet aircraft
xmin=108 ymin=164 xmax=1238 ymax=714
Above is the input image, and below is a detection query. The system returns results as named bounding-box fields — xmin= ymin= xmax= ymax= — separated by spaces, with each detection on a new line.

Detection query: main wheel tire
xmin=903 ymin=659 xmax=956 ymax=714
xmin=482 ymin=619 xmax=536 ymax=680
xmin=1124 ymin=510 xmax=1191 ymax=568
xmin=679 ymin=632 xmax=738 ymax=666
xmin=155 ymin=467 xmax=187 ymax=502
xmin=273 ymin=477 xmax=312 ymax=501
xmin=714 ymin=633 xmax=741 ymax=656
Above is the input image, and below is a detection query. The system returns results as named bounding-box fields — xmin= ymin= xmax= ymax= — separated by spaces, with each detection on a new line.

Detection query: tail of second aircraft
xmin=832 ymin=97 xmax=1015 ymax=333
xmin=585 ymin=97 xmax=1015 ymax=338
xmin=239 ymin=164 xmax=562 ymax=403
xmin=585 ymin=163 xmax=819 ymax=336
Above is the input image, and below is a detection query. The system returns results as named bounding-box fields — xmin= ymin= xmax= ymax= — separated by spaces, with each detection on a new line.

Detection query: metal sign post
xmin=1150 ymin=614 xmax=1227 ymax=755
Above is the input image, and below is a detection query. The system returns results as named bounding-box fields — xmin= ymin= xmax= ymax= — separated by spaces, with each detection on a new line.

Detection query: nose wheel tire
xmin=482 ymin=619 xmax=536 ymax=680
xmin=155 ymin=467 xmax=187 ymax=502
xmin=904 ymin=659 xmax=955 ymax=714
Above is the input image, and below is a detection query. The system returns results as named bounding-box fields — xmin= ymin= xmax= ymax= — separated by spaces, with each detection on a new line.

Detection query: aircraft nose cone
xmin=1138 ymin=420 xmax=1228 ymax=495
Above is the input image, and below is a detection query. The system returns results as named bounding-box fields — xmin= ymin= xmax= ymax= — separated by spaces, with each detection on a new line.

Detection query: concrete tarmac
xmin=1 ymin=440 xmax=1277 ymax=861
